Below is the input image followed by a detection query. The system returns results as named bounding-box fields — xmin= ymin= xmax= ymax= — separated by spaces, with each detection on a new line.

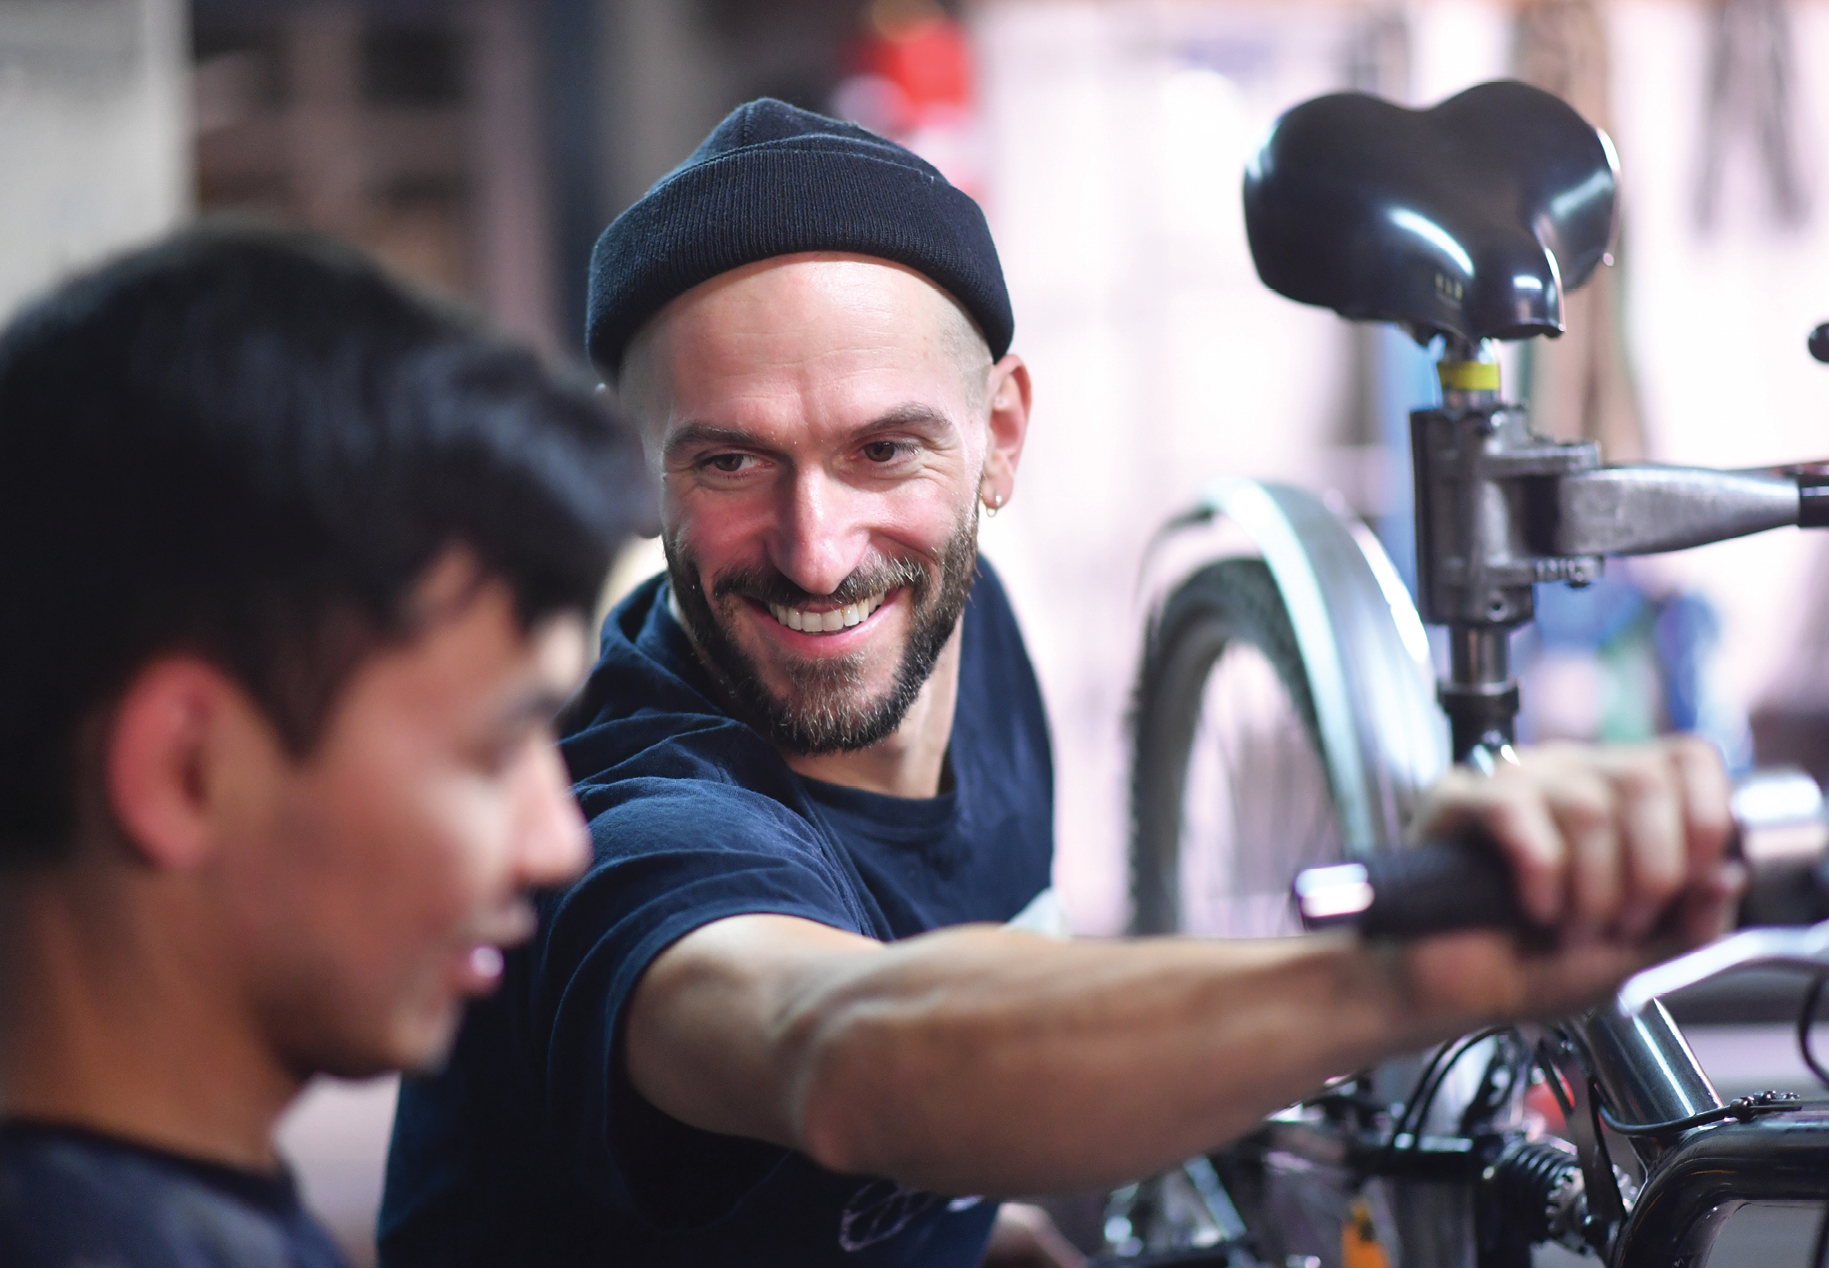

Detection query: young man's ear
xmin=104 ymin=660 xmax=259 ymax=871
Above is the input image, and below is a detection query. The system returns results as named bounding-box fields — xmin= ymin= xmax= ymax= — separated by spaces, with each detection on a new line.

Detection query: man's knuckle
xmin=1614 ymin=756 xmax=1671 ymax=802
xmin=1556 ymin=785 xmax=1613 ymax=835
xmin=1478 ymin=793 xmax=1544 ymax=846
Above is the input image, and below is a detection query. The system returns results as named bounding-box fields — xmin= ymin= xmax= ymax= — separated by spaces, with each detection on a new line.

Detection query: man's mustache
xmin=709 ymin=555 xmax=930 ymax=610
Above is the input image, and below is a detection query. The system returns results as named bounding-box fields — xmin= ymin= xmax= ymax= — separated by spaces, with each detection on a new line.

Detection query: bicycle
xmin=1104 ymin=79 xmax=1829 ymax=1268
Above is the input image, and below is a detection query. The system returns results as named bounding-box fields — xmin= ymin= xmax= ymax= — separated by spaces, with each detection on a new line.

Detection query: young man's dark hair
xmin=0 ymin=225 xmax=638 ymax=860
xmin=0 ymin=225 xmax=644 ymax=1267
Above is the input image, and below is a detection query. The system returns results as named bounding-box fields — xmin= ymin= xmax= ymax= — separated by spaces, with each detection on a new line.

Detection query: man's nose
xmin=514 ymin=742 xmax=591 ymax=889
xmin=771 ymin=469 xmax=871 ymax=596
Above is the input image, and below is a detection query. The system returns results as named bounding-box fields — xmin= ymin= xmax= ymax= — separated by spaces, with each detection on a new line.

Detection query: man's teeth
xmin=768 ymin=592 xmax=887 ymax=634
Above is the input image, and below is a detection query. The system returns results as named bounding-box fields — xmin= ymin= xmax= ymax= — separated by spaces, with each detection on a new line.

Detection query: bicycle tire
xmin=1110 ymin=485 xmax=1450 ymax=1265
xmin=1128 ymin=482 xmax=1446 ymax=938
xmin=1130 ymin=558 xmax=1338 ymax=937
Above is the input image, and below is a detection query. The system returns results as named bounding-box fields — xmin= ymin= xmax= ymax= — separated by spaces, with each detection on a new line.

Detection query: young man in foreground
xmin=383 ymin=101 xmax=1741 ymax=1267
xmin=0 ymin=228 xmax=643 ymax=1265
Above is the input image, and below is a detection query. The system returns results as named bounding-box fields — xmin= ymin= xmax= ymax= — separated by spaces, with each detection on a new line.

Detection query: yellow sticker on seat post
xmin=1437 ymin=359 xmax=1500 ymax=393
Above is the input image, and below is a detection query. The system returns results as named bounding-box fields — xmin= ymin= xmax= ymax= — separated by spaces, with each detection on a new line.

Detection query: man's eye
xmin=474 ymin=734 xmax=532 ymax=777
xmin=862 ymin=441 xmax=905 ymax=463
xmin=705 ymin=453 xmax=751 ymax=474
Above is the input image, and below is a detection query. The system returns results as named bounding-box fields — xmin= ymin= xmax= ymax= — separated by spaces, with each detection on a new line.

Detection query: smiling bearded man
xmin=380 ymin=100 xmax=1079 ymax=1268
xmin=380 ymin=101 xmax=1742 ymax=1268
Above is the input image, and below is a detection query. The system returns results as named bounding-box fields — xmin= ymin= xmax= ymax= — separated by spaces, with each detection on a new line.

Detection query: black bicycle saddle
xmin=1243 ymin=79 xmax=1617 ymax=344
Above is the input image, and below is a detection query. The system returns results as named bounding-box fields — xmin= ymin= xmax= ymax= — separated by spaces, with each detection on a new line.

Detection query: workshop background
xmin=6 ymin=0 xmax=1829 ymax=1262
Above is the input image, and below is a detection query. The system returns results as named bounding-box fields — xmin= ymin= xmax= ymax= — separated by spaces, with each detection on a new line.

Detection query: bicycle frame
xmin=1411 ymin=343 xmax=1829 ymax=763
xmin=1614 ymin=1109 xmax=1829 ymax=1266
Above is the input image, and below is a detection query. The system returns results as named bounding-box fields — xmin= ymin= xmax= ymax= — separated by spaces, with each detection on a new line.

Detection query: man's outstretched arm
xmin=625 ymin=737 xmax=1740 ymax=1197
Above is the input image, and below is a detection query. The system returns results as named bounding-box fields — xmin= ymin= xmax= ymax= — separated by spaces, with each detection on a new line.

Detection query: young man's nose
xmin=514 ymin=744 xmax=592 ymax=888
xmin=770 ymin=471 xmax=872 ymax=597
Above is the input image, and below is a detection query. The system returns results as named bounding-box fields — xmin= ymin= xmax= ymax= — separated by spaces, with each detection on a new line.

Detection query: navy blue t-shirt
xmin=0 ymin=1120 xmax=348 ymax=1268
xmin=380 ymin=562 xmax=1055 ymax=1267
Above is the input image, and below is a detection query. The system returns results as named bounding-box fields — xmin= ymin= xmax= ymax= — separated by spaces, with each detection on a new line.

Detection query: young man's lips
xmin=455 ymin=908 xmax=537 ymax=994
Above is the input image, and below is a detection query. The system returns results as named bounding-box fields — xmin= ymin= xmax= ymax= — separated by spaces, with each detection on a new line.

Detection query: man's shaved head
xmin=937 ymin=292 xmax=994 ymax=411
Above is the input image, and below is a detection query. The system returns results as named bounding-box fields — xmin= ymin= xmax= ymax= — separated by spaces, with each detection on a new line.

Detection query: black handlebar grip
xmin=1800 ymin=474 xmax=1829 ymax=529
xmin=1292 ymin=843 xmax=1529 ymax=939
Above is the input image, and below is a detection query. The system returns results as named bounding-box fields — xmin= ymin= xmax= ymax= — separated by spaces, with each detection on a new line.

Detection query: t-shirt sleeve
xmin=527 ymin=773 xmax=870 ymax=1230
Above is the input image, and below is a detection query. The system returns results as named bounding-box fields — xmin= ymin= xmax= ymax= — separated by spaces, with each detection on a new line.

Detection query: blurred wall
xmin=591 ymin=0 xmax=872 ymax=211
xmin=192 ymin=0 xmax=561 ymax=354
xmin=0 ymin=0 xmax=191 ymax=323
xmin=1608 ymin=1 xmax=1829 ymax=747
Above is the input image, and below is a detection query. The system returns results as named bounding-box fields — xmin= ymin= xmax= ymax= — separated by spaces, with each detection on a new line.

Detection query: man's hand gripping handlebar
xmin=1295 ymin=753 xmax=1827 ymax=1016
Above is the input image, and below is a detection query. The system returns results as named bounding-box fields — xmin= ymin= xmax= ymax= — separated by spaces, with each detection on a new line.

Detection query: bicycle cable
xmin=1392 ymin=1044 xmax=1456 ymax=1139
xmin=1404 ymin=1028 xmax=1511 ymax=1138
xmin=1596 ymin=1091 xmax=1802 ymax=1137
xmin=1392 ymin=1026 xmax=1512 ymax=1147
xmin=1392 ymin=1036 xmax=1469 ymax=1143
xmin=1798 ymin=971 xmax=1829 ymax=1089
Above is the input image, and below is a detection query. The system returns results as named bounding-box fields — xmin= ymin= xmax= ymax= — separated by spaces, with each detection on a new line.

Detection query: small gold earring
xmin=984 ymin=491 xmax=1004 ymax=518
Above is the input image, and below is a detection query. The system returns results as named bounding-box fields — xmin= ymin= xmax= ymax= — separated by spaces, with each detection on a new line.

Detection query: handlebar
xmin=1293 ymin=769 xmax=1829 ymax=1008
xmin=1293 ymin=842 xmax=1524 ymax=939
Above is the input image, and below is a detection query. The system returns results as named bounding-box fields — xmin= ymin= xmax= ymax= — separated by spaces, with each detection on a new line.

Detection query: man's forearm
xmin=788 ymin=925 xmax=1451 ymax=1193
xmin=630 ymin=916 xmax=1484 ymax=1196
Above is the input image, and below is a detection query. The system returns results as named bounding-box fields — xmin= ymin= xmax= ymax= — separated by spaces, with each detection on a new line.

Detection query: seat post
xmin=1409 ymin=343 xmax=1601 ymax=766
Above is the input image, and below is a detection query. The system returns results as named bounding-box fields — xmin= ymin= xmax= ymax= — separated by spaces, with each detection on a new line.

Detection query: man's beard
xmin=664 ymin=509 xmax=979 ymax=756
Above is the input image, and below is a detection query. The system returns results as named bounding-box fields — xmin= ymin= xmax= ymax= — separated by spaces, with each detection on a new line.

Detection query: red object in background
xmin=850 ymin=13 xmax=973 ymax=118
xmin=1525 ymin=1069 xmax=1569 ymax=1135
xmin=834 ymin=2 xmax=982 ymax=196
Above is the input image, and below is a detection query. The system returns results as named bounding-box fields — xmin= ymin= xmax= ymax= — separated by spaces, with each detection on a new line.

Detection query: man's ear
xmin=979 ymin=354 xmax=1031 ymax=511
xmin=104 ymin=659 xmax=260 ymax=871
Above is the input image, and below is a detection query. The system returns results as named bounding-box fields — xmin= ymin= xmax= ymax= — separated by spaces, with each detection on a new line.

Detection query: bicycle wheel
xmin=1112 ymin=484 xmax=1448 ymax=1266
xmin=1132 ymin=559 xmax=1339 ymax=937
xmin=1129 ymin=481 xmax=1445 ymax=938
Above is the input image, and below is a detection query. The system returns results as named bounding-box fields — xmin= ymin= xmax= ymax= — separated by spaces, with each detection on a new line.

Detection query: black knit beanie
xmin=585 ymin=98 xmax=1013 ymax=379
